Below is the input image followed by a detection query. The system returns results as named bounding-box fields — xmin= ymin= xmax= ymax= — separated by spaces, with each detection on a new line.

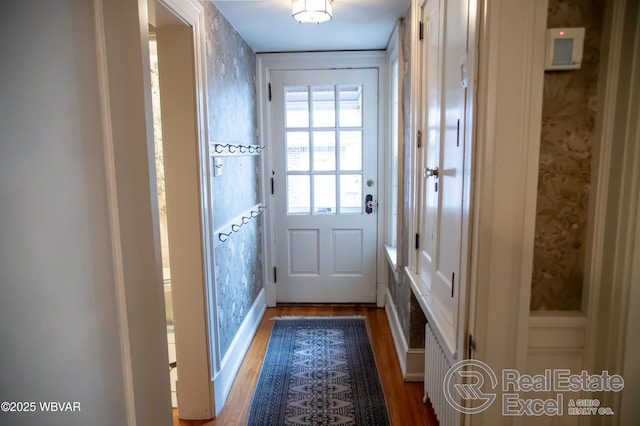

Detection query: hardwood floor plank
xmin=173 ymin=306 xmax=438 ymax=425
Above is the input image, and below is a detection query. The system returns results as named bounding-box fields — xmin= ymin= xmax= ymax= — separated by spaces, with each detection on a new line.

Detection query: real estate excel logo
xmin=443 ymin=359 xmax=624 ymax=417
xmin=443 ymin=360 xmax=498 ymax=414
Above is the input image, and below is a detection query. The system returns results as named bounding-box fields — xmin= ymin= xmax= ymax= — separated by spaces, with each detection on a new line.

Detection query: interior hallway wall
xmin=0 ymin=0 xmax=172 ymax=424
xmin=531 ymin=0 xmax=606 ymax=310
xmin=203 ymin=3 xmax=265 ymax=358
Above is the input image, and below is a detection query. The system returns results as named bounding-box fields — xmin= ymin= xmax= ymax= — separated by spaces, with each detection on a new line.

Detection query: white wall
xmin=0 ymin=1 xmax=172 ymax=425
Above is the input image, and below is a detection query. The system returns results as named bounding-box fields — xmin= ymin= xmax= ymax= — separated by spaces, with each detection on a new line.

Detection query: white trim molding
xmin=591 ymin=1 xmax=640 ymax=422
xmin=212 ymin=289 xmax=266 ymax=416
xmin=96 ymin=0 xmax=187 ymax=423
xmin=469 ymin=0 xmax=548 ymax=424
xmin=385 ymin=288 xmax=408 ymax=376
xmin=528 ymin=313 xmax=587 ymax=349
xmin=93 ymin=0 xmax=137 ymax=422
xmin=257 ymin=51 xmax=387 ymax=306
xmin=151 ymin=0 xmax=216 ymax=420
xmin=377 ymin=282 xmax=388 ymax=308
xmin=384 ymin=288 xmax=425 ymax=382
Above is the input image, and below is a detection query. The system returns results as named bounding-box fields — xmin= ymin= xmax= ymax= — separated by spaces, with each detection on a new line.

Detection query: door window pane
xmin=283 ymin=82 xmax=367 ymax=217
xmin=286 ymin=86 xmax=309 ymax=128
xmin=287 ymin=131 xmax=309 ymax=171
xmin=313 ymin=131 xmax=336 ymax=171
xmin=339 ymin=131 xmax=362 ymax=171
xmin=314 ymin=175 xmax=336 ymax=214
xmin=339 ymin=85 xmax=362 ymax=127
xmin=340 ymin=174 xmax=362 ymax=214
xmin=312 ymin=86 xmax=335 ymax=127
xmin=288 ymin=175 xmax=310 ymax=214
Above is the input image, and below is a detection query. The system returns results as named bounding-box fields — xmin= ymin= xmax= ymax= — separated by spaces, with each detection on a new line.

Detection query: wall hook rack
xmin=212 ymin=143 xmax=265 ymax=156
xmin=217 ymin=204 xmax=267 ymax=243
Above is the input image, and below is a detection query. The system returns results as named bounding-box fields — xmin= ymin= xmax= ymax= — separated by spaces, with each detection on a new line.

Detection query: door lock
xmin=423 ymin=167 xmax=439 ymax=179
xmin=365 ymin=194 xmax=375 ymax=214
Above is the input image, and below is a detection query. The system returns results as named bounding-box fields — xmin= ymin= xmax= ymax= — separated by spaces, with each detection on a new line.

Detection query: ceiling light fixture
xmin=292 ymin=0 xmax=333 ymax=24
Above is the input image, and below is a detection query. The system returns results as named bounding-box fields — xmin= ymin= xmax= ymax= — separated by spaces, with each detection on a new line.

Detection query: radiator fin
xmin=424 ymin=322 xmax=458 ymax=426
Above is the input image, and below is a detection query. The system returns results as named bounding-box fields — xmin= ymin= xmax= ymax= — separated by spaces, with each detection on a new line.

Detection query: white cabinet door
xmin=271 ymin=68 xmax=378 ymax=303
xmin=418 ymin=0 xmax=468 ymax=332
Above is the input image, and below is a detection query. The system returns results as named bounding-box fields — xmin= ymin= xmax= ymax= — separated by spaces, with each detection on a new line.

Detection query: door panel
xmin=418 ymin=0 xmax=468 ymax=329
xmin=288 ymin=229 xmax=319 ymax=274
xmin=419 ymin=0 xmax=442 ymax=298
xmin=332 ymin=229 xmax=363 ymax=274
xmin=271 ymin=69 xmax=378 ymax=303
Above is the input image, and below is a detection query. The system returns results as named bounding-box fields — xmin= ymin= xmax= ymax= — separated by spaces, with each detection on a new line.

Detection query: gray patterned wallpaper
xmin=531 ymin=0 xmax=605 ymax=310
xmin=204 ymin=3 xmax=264 ymax=358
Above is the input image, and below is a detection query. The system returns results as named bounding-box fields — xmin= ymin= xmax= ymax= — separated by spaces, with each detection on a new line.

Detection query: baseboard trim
xmin=265 ymin=282 xmax=276 ymax=307
xmin=406 ymin=348 xmax=425 ymax=382
xmin=384 ymin=289 xmax=407 ymax=377
xmin=212 ymin=289 xmax=266 ymax=416
xmin=384 ymin=288 xmax=425 ymax=382
xmin=377 ymin=282 xmax=387 ymax=307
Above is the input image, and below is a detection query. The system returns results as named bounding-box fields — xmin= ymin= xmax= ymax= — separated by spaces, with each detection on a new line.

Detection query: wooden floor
xmin=173 ymin=305 xmax=438 ymax=426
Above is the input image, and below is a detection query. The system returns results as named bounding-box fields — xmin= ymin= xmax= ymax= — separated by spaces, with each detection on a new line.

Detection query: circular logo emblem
xmin=443 ymin=359 xmax=498 ymax=414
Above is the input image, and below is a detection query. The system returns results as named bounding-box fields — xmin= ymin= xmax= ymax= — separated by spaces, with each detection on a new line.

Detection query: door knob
xmin=423 ymin=167 xmax=439 ymax=179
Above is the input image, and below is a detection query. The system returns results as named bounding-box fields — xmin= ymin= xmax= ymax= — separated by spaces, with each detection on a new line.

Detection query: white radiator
xmin=424 ymin=322 xmax=459 ymax=426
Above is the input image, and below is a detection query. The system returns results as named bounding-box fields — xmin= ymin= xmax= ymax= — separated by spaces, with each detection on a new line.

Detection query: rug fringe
xmin=270 ymin=315 xmax=366 ymax=320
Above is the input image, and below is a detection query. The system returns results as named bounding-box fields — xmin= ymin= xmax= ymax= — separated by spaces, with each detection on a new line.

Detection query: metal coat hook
xmin=213 ymin=143 xmax=266 ymax=156
xmin=218 ymin=231 xmax=233 ymax=243
xmin=217 ymin=204 xmax=268 ymax=243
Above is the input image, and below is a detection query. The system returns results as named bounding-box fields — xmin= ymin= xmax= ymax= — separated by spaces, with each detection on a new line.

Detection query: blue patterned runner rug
xmin=247 ymin=316 xmax=390 ymax=425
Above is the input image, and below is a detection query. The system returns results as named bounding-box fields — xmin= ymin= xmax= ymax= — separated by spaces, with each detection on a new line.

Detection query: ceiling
xmin=212 ymin=0 xmax=410 ymax=53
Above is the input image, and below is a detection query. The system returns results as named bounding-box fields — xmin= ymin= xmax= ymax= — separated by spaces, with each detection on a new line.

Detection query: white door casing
xmin=151 ymin=0 xmax=216 ymax=419
xmin=270 ymin=68 xmax=379 ymax=303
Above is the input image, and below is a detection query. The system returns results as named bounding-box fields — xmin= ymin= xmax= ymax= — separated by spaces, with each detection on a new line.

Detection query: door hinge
xmin=451 ymin=272 xmax=455 ymax=297
xmin=419 ymin=21 xmax=424 ymax=41
xmin=417 ymin=129 xmax=422 ymax=148
xmin=468 ymin=334 xmax=476 ymax=359
xmin=415 ymin=233 xmax=420 ymax=250
xmin=268 ymin=82 xmax=272 ymax=102
xmin=271 ymin=170 xmax=276 ymax=194
xmin=273 ymin=266 xmax=277 ymax=283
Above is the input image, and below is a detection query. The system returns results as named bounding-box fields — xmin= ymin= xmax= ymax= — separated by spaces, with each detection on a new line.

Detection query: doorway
xmin=148 ymin=0 xmax=214 ymax=420
xmin=148 ymin=33 xmax=177 ymax=407
xmin=269 ymin=68 xmax=380 ymax=303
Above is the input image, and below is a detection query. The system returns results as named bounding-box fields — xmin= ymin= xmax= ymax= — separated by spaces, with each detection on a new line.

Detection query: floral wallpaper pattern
xmin=204 ymin=3 xmax=264 ymax=357
xmin=388 ymin=265 xmax=410 ymax=343
xmin=531 ymin=0 xmax=605 ymax=310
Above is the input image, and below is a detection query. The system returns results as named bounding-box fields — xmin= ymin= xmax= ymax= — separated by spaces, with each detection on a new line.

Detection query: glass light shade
xmin=292 ymin=0 xmax=333 ymax=24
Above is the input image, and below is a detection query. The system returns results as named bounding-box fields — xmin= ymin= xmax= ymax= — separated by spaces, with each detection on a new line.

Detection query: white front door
xmin=417 ymin=0 xmax=468 ymax=331
xmin=270 ymin=68 xmax=378 ymax=303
